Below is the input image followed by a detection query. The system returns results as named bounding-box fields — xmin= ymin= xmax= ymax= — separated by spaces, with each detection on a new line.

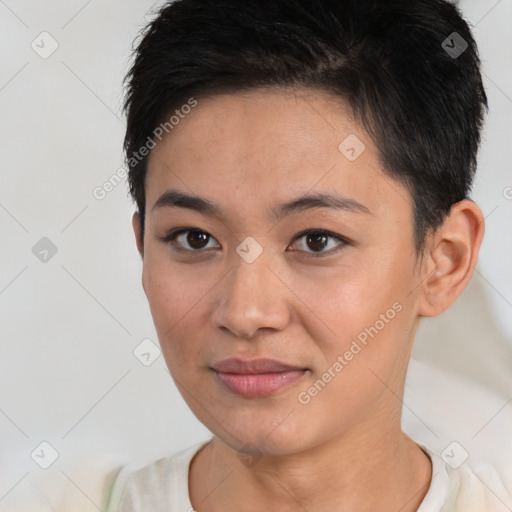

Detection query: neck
xmin=189 ymin=421 xmax=432 ymax=512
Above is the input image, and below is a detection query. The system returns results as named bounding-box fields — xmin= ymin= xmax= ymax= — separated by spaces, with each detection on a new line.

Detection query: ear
xmin=132 ymin=211 xmax=144 ymax=259
xmin=417 ymin=199 xmax=485 ymax=317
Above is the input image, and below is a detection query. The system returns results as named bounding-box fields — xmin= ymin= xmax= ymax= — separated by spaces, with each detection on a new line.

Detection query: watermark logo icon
xmin=236 ymin=443 xmax=263 ymax=468
xmin=236 ymin=237 xmax=263 ymax=264
xmin=31 ymin=441 xmax=59 ymax=469
xmin=31 ymin=32 xmax=59 ymax=59
xmin=441 ymin=441 xmax=469 ymax=469
xmin=133 ymin=338 xmax=161 ymax=366
xmin=32 ymin=237 xmax=58 ymax=263
xmin=338 ymin=134 xmax=365 ymax=161
xmin=441 ymin=32 xmax=468 ymax=59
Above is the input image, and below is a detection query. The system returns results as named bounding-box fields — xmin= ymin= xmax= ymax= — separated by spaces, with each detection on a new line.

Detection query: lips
xmin=211 ymin=357 xmax=306 ymax=374
xmin=211 ymin=358 xmax=308 ymax=397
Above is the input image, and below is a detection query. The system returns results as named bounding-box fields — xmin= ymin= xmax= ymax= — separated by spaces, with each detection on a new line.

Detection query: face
xmin=137 ymin=87 xmax=425 ymax=456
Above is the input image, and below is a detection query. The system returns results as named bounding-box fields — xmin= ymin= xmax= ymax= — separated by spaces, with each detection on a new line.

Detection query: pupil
xmin=308 ymin=233 xmax=327 ymax=252
xmin=188 ymin=230 xmax=209 ymax=249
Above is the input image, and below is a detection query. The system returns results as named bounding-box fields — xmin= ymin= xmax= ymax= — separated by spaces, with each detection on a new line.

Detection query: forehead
xmin=145 ymin=87 xmax=412 ymax=221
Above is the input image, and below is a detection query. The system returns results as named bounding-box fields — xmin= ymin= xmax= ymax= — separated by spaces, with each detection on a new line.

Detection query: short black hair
xmin=123 ymin=0 xmax=488 ymax=250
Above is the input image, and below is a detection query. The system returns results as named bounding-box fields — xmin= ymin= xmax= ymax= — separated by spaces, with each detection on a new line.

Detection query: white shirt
xmin=105 ymin=438 xmax=511 ymax=511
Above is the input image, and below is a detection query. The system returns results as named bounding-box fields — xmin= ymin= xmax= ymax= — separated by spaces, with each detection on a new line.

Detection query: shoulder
xmin=106 ymin=440 xmax=211 ymax=512
xmin=418 ymin=443 xmax=512 ymax=512
xmin=443 ymin=460 xmax=511 ymax=511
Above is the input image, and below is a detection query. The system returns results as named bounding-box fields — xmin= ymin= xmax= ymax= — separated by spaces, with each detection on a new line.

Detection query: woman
xmin=107 ymin=0 xmax=509 ymax=510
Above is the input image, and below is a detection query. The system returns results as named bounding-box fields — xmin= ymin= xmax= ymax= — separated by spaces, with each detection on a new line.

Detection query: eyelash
xmin=158 ymin=227 xmax=350 ymax=257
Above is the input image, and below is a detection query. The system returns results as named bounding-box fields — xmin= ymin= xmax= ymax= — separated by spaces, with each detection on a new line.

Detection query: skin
xmin=132 ymin=87 xmax=485 ymax=512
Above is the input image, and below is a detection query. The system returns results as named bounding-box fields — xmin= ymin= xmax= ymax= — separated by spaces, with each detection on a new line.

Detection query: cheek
xmin=295 ymin=251 xmax=416 ymax=360
xmin=142 ymin=256 xmax=212 ymax=366
xmin=292 ymin=260 xmax=400 ymax=331
xmin=292 ymin=269 xmax=413 ymax=421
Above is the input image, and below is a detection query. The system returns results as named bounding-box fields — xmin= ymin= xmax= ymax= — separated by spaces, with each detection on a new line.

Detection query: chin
xmin=209 ymin=415 xmax=315 ymax=457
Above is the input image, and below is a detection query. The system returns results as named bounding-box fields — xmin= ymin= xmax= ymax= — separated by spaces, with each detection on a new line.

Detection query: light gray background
xmin=1 ymin=1 xmax=511 ymax=510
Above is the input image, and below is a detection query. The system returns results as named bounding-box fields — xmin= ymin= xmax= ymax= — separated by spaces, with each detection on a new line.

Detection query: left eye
xmin=289 ymin=230 xmax=349 ymax=255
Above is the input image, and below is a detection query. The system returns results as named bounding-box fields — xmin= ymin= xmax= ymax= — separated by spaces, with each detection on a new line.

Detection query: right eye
xmin=159 ymin=228 xmax=221 ymax=252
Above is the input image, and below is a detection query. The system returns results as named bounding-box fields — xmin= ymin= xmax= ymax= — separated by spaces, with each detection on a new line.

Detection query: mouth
xmin=211 ymin=358 xmax=309 ymax=398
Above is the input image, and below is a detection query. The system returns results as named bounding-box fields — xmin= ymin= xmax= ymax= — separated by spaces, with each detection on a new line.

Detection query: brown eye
xmin=186 ymin=230 xmax=210 ymax=249
xmin=306 ymin=233 xmax=329 ymax=252
xmin=162 ymin=228 xmax=221 ymax=251
xmin=290 ymin=230 xmax=349 ymax=256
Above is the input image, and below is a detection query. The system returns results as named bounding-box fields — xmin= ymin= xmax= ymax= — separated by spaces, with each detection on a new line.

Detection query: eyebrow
xmin=151 ymin=188 xmax=372 ymax=221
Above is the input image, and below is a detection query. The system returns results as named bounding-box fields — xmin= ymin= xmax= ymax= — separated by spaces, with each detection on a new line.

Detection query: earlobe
xmin=417 ymin=199 xmax=485 ymax=317
xmin=132 ymin=211 xmax=144 ymax=259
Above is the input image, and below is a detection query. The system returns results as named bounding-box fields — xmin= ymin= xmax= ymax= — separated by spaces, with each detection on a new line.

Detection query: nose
xmin=211 ymin=249 xmax=291 ymax=340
